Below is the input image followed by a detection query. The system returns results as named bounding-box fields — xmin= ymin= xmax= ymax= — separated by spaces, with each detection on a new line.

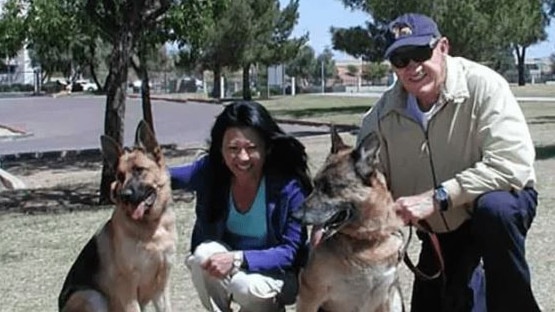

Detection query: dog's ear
xmin=100 ymin=135 xmax=123 ymax=172
xmin=352 ymin=132 xmax=381 ymax=181
xmin=330 ymin=125 xmax=350 ymax=154
xmin=135 ymin=120 xmax=159 ymax=153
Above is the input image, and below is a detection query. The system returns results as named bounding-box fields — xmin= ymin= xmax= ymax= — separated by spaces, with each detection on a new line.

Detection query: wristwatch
xmin=233 ymin=251 xmax=244 ymax=271
xmin=433 ymin=185 xmax=450 ymax=212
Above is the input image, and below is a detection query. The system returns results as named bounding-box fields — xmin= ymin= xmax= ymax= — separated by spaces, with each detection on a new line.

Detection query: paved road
xmin=0 ymin=96 xmax=329 ymax=158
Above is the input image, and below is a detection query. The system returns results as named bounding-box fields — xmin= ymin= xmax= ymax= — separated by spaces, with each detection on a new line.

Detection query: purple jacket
xmin=170 ymin=156 xmax=309 ymax=273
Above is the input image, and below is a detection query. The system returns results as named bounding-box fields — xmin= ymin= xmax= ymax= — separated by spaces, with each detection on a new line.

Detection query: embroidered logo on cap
xmin=392 ymin=25 xmax=412 ymax=39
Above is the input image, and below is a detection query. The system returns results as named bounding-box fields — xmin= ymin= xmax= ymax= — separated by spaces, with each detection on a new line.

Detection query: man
xmin=357 ymin=13 xmax=540 ymax=312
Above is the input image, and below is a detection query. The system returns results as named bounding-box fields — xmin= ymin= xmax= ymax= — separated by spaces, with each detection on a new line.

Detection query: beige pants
xmin=186 ymin=241 xmax=297 ymax=312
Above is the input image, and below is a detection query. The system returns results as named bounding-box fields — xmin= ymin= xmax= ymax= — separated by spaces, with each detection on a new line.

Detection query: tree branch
xmin=85 ymin=0 xmax=117 ymax=41
xmin=142 ymin=0 xmax=171 ymax=27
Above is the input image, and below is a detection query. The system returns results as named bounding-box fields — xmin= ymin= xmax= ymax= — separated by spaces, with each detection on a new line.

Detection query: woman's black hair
xmin=206 ymin=100 xmax=312 ymax=222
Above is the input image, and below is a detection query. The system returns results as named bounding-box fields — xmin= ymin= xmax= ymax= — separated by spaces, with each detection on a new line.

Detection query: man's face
xmin=390 ymin=38 xmax=449 ymax=105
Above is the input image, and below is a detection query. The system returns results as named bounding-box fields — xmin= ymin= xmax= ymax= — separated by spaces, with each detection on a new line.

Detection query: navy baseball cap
xmin=384 ymin=13 xmax=441 ymax=58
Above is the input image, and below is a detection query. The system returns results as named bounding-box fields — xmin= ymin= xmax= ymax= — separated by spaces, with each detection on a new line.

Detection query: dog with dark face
xmin=58 ymin=120 xmax=177 ymax=312
xmin=293 ymin=128 xmax=405 ymax=312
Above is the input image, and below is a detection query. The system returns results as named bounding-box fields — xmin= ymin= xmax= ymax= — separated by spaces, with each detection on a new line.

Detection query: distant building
xmin=335 ymin=59 xmax=363 ymax=86
xmin=524 ymin=57 xmax=552 ymax=83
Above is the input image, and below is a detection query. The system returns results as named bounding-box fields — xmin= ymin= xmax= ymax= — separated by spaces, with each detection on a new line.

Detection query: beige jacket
xmin=357 ymin=55 xmax=536 ymax=233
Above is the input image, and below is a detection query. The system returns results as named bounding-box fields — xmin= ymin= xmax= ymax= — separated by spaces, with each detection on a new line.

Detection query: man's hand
xmin=201 ymin=251 xmax=235 ymax=279
xmin=394 ymin=190 xmax=435 ymax=225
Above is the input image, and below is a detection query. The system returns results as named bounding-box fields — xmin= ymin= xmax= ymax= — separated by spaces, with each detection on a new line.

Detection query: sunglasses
xmin=389 ymin=44 xmax=436 ymax=69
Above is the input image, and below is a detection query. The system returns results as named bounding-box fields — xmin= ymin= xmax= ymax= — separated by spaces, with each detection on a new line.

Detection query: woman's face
xmin=221 ymin=127 xmax=267 ymax=180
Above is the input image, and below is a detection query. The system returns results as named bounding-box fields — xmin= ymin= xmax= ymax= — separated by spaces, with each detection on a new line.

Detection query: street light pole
xmin=321 ymin=60 xmax=324 ymax=94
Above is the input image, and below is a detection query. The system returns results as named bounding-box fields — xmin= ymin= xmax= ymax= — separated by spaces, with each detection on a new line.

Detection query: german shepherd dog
xmin=58 ymin=121 xmax=177 ymax=312
xmin=293 ymin=128 xmax=405 ymax=312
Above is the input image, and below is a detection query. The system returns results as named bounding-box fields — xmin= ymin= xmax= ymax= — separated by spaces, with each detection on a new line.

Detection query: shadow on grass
xmin=528 ymin=116 xmax=555 ymax=125
xmin=0 ymin=183 xmax=103 ymax=214
xmin=0 ymin=146 xmax=200 ymax=215
xmin=271 ymin=105 xmax=370 ymax=118
xmin=2 ymin=147 xmax=202 ymax=178
xmin=536 ymin=145 xmax=555 ymax=160
xmin=0 ymin=185 xmax=194 ymax=215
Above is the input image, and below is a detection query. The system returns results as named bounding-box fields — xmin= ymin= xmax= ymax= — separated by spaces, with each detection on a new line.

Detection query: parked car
xmin=73 ymin=79 xmax=98 ymax=92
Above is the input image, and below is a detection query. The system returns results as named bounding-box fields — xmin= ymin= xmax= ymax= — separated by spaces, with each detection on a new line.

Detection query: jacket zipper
xmin=423 ymin=125 xmax=451 ymax=232
xmin=401 ymin=110 xmax=451 ymax=232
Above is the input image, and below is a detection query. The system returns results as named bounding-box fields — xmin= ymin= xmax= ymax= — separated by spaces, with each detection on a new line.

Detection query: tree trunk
xmin=141 ymin=70 xmax=154 ymax=134
xmin=137 ymin=42 xmax=154 ymax=134
xmin=88 ymin=42 xmax=101 ymax=92
xmin=212 ymin=65 xmax=222 ymax=98
xmin=242 ymin=63 xmax=252 ymax=100
xmin=515 ymin=45 xmax=527 ymax=86
xmin=89 ymin=61 xmax=100 ymax=92
xmin=99 ymin=29 xmax=133 ymax=204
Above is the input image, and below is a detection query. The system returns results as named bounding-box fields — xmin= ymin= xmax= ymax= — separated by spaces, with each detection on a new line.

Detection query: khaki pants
xmin=186 ymin=241 xmax=298 ymax=312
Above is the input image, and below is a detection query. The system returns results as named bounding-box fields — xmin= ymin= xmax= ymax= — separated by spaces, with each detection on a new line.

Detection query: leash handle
xmin=403 ymin=223 xmax=445 ymax=281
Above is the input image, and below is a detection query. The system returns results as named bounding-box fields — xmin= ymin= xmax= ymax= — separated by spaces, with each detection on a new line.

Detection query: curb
xmin=128 ymin=94 xmax=223 ymax=104
xmin=0 ymin=143 xmax=182 ymax=163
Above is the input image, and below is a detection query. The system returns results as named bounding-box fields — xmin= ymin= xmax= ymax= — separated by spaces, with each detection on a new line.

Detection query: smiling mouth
xmin=236 ymin=164 xmax=253 ymax=171
xmin=410 ymin=68 xmax=426 ymax=82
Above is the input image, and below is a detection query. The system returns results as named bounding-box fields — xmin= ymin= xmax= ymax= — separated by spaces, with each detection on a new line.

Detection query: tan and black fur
xmin=293 ymin=128 xmax=405 ymax=312
xmin=58 ymin=121 xmax=177 ymax=312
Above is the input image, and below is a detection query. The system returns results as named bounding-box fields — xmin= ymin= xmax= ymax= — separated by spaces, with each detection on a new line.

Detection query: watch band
xmin=434 ymin=185 xmax=449 ymax=212
xmin=233 ymin=251 xmax=244 ymax=271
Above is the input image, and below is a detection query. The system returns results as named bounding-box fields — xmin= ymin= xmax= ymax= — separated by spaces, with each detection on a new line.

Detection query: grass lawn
xmin=2 ymin=88 xmax=555 ymax=311
xmin=258 ymin=82 xmax=555 ymax=127
xmin=259 ymin=94 xmax=376 ymax=126
xmin=510 ymin=83 xmax=555 ymax=97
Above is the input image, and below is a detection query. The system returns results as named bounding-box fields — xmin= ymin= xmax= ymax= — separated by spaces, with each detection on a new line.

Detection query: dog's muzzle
xmin=118 ymin=182 xmax=157 ymax=220
xmin=293 ymin=202 xmax=355 ymax=243
xmin=319 ymin=208 xmax=353 ymax=241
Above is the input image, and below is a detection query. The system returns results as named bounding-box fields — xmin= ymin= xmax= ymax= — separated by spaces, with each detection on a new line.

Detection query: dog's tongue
xmin=310 ymin=227 xmax=324 ymax=247
xmin=132 ymin=203 xmax=146 ymax=220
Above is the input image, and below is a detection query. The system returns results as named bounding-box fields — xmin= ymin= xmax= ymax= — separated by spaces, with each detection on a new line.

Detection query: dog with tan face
xmin=293 ymin=128 xmax=405 ymax=312
xmin=58 ymin=121 xmax=176 ymax=312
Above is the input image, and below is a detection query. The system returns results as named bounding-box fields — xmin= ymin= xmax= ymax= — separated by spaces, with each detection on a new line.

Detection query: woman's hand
xmin=394 ymin=190 xmax=435 ymax=225
xmin=201 ymin=251 xmax=235 ymax=279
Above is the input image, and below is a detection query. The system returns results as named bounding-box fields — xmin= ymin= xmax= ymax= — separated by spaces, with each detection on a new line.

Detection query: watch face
xmin=436 ymin=189 xmax=448 ymax=201
xmin=435 ymin=187 xmax=449 ymax=211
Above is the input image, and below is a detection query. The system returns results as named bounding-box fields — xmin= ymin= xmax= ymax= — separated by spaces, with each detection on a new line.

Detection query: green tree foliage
xmin=285 ymin=45 xmax=317 ymax=87
xmin=266 ymin=0 xmax=307 ymax=66
xmin=313 ymin=47 xmax=337 ymax=84
xmin=173 ymin=0 xmax=305 ymax=98
xmin=331 ymin=23 xmax=389 ymax=62
xmin=361 ymin=62 xmax=388 ymax=83
xmin=84 ymin=0 xmax=172 ymax=203
xmin=332 ymin=0 xmax=548 ymax=85
xmin=285 ymin=46 xmax=336 ymax=88
xmin=0 ymin=0 xmax=26 ymax=60
xmin=167 ymin=0 xmax=226 ymax=72
xmin=238 ymin=0 xmax=278 ymax=100
xmin=26 ymin=0 xmax=80 ymax=79
xmin=493 ymin=0 xmax=548 ymax=85
xmin=191 ymin=0 xmax=250 ymax=97
xmin=346 ymin=64 xmax=359 ymax=76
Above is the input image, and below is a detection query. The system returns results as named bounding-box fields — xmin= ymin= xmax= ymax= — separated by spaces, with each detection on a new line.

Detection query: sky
xmin=282 ymin=0 xmax=555 ymax=60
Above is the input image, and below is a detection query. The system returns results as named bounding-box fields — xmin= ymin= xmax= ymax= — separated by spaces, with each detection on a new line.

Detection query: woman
xmin=170 ymin=100 xmax=312 ymax=312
